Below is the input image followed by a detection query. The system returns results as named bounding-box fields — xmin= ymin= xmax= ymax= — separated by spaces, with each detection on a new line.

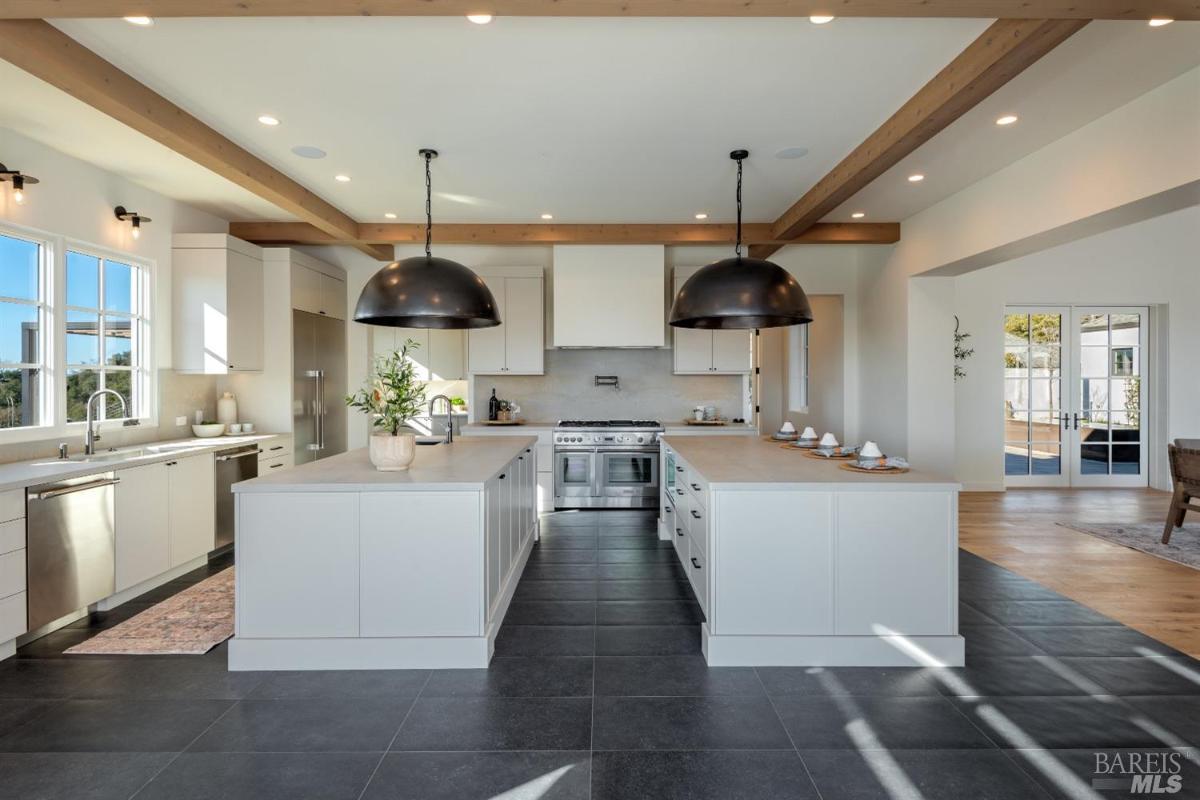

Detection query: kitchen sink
xmin=69 ymin=448 xmax=146 ymax=463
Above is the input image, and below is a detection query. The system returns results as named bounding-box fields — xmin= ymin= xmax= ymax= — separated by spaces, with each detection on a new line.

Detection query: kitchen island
xmin=228 ymin=435 xmax=538 ymax=670
xmin=660 ymin=436 xmax=964 ymax=667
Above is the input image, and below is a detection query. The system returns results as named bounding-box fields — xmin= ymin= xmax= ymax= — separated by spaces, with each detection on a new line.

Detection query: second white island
xmin=228 ymin=436 xmax=538 ymax=671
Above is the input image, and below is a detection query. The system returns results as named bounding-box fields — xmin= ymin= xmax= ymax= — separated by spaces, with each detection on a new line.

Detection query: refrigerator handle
xmin=305 ymin=369 xmax=323 ymax=451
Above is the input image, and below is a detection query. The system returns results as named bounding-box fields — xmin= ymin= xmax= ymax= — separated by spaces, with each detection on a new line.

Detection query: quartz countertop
xmin=233 ymin=435 xmax=538 ymax=493
xmin=462 ymin=421 xmax=557 ymax=431
xmin=0 ymin=433 xmax=289 ymax=494
xmin=663 ymin=435 xmax=958 ymax=490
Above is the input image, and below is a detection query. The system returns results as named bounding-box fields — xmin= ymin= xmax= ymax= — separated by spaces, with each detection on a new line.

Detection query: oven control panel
xmin=554 ymin=432 xmax=654 ymax=445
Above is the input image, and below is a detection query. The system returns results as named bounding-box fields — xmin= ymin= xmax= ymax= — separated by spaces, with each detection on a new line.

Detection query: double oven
xmin=553 ymin=420 xmax=663 ymax=509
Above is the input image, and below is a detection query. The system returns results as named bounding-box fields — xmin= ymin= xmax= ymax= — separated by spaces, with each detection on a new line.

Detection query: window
xmin=787 ymin=324 xmax=809 ymax=413
xmin=0 ymin=232 xmax=48 ymax=429
xmin=64 ymin=249 xmax=150 ymax=422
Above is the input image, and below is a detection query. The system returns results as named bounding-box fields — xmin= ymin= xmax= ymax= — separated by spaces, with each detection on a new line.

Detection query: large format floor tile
xmin=1012 ymin=626 xmax=1190 ymax=658
xmin=0 ymin=752 xmax=175 ymax=800
xmin=591 ymin=750 xmax=817 ymax=800
xmin=800 ymin=748 xmax=1052 ymax=800
xmin=137 ymin=751 xmax=380 ymax=800
xmin=422 ymin=657 xmax=593 ymax=698
xmin=772 ymin=696 xmax=996 ymax=750
xmin=591 ymin=696 xmax=793 ymax=750
xmin=756 ymin=666 xmax=940 ymax=697
xmin=188 ymin=697 xmax=414 ymax=752
xmin=391 ymin=697 xmax=593 ymax=751
xmin=246 ymin=669 xmax=429 ymax=700
xmin=0 ymin=699 xmax=234 ymax=752
xmin=594 ymin=625 xmax=701 ymax=656
xmin=363 ymin=751 xmax=590 ymax=800
xmin=950 ymin=696 xmax=1168 ymax=750
xmin=1061 ymin=657 xmax=1200 ymax=696
xmin=493 ymin=625 xmax=596 ymax=657
xmin=594 ymin=656 xmax=763 ymax=697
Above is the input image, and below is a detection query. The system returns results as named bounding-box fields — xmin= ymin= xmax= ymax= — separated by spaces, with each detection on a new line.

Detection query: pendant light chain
xmin=735 ymin=155 xmax=744 ymax=258
xmin=424 ymin=151 xmax=433 ymax=258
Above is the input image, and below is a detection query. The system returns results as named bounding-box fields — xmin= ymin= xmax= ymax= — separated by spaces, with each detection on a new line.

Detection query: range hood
xmin=552 ymin=245 xmax=665 ymax=348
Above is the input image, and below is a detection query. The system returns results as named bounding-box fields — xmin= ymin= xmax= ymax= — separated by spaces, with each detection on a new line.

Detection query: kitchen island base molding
xmin=703 ymin=629 xmax=966 ymax=667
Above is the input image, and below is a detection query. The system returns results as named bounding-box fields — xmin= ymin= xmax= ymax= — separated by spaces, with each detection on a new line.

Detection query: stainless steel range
xmin=553 ymin=420 xmax=664 ymax=509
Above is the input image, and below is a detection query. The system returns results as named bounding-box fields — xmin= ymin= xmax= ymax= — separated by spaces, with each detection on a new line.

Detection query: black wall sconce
xmin=0 ymin=163 xmax=39 ymax=204
xmin=114 ymin=206 xmax=151 ymax=240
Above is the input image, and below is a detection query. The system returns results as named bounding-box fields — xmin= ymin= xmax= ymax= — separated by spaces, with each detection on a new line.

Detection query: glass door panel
xmin=1004 ymin=310 xmax=1067 ymax=486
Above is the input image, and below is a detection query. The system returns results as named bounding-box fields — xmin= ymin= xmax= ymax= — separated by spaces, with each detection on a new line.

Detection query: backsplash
xmin=0 ymin=370 xmax=219 ymax=465
xmin=473 ymin=349 xmax=747 ymax=423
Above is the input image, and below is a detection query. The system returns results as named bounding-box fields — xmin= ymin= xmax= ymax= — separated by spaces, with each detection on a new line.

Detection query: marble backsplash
xmin=0 ymin=370 xmax=220 ymax=465
xmin=473 ymin=349 xmax=747 ymax=424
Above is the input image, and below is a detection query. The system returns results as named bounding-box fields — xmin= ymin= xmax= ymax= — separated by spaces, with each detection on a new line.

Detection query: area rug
xmin=65 ymin=568 xmax=235 ymax=655
xmin=1057 ymin=522 xmax=1200 ymax=570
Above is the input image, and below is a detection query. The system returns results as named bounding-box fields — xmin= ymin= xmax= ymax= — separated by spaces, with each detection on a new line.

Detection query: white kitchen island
xmin=228 ymin=435 xmax=538 ymax=670
xmin=660 ymin=436 xmax=964 ymax=668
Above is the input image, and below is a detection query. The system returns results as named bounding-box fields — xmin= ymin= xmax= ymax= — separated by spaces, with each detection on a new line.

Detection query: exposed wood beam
xmin=1 ymin=1 xmax=1194 ymax=20
xmin=0 ymin=20 xmax=391 ymax=259
xmin=770 ymin=18 xmax=1089 ymax=242
xmin=229 ymin=221 xmax=900 ymax=247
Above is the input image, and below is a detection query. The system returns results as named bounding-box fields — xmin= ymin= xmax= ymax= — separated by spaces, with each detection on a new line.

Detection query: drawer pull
xmin=675 ymin=465 xmax=683 ymax=472
xmin=664 ymin=506 xmax=672 ymax=513
xmin=690 ymin=557 xmax=701 ymax=569
xmin=676 ymin=527 xmax=683 ymax=537
xmin=269 ymin=464 xmax=283 ymax=469
xmin=675 ymin=488 xmax=684 ymax=496
xmin=690 ymin=509 xmax=701 ymax=519
xmin=690 ymin=483 xmax=701 ymax=491
xmin=269 ymin=445 xmax=284 ymax=451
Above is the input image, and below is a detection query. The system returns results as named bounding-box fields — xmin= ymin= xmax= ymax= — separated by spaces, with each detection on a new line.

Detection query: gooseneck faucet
xmin=429 ymin=394 xmax=454 ymax=444
xmin=84 ymin=389 xmax=128 ymax=455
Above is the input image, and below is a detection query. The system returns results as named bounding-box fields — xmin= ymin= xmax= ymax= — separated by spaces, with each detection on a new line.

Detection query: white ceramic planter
xmin=369 ymin=432 xmax=416 ymax=471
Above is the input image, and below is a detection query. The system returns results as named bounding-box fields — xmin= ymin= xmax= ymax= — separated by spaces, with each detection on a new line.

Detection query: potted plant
xmin=346 ymin=340 xmax=427 ymax=471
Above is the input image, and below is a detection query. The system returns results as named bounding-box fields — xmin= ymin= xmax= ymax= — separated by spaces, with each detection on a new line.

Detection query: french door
xmin=1004 ymin=306 xmax=1148 ymax=488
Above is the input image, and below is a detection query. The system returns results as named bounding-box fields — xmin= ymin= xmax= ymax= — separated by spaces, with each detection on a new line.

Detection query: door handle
xmin=1073 ymin=412 xmax=1080 ymax=431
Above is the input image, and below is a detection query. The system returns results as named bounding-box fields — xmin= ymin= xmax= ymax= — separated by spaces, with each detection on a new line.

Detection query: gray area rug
xmin=1058 ymin=522 xmax=1200 ymax=570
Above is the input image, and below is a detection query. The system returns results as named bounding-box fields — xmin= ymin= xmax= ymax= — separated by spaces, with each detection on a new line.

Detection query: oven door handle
xmin=591 ymin=450 xmax=604 ymax=499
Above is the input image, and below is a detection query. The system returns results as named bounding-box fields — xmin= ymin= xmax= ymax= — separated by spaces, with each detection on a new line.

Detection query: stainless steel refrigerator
xmin=293 ymin=309 xmax=347 ymax=464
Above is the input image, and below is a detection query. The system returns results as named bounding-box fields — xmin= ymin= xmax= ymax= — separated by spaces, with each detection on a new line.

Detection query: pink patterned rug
xmin=65 ymin=568 xmax=235 ymax=655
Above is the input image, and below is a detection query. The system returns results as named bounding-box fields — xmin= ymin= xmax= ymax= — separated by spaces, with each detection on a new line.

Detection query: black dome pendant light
xmin=670 ymin=150 xmax=813 ymax=330
xmin=354 ymin=149 xmax=501 ymax=329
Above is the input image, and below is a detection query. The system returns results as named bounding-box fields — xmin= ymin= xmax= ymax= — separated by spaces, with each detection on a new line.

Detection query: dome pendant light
xmin=669 ymin=150 xmax=813 ymax=330
xmin=354 ymin=149 xmax=501 ymax=329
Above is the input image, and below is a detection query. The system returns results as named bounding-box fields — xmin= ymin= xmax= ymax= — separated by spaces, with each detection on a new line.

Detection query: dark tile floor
xmin=1 ymin=512 xmax=1199 ymax=799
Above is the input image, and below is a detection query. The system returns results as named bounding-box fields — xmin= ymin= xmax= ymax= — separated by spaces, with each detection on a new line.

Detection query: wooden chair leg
xmin=1175 ymin=493 xmax=1190 ymax=527
xmin=1163 ymin=488 xmax=1185 ymax=544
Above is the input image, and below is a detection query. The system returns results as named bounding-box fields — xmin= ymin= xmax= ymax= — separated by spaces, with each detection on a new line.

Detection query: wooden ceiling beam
xmin=1 ymin=1 xmax=1193 ymax=19
xmin=770 ymin=17 xmax=1089 ymax=242
xmin=230 ymin=220 xmax=900 ymax=247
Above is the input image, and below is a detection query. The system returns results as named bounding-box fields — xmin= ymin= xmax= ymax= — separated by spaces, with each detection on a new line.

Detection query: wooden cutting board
xmin=484 ymin=419 xmax=524 ymax=426
xmin=683 ymin=419 xmax=727 ymax=426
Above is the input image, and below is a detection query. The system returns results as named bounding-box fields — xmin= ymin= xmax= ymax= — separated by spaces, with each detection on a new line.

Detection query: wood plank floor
xmin=960 ymin=488 xmax=1200 ymax=658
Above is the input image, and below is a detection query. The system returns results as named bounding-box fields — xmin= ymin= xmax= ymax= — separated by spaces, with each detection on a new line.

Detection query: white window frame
xmin=0 ymin=221 xmax=156 ymax=443
xmin=786 ymin=323 xmax=810 ymax=414
xmin=0 ymin=224 xmax=54 ymax=434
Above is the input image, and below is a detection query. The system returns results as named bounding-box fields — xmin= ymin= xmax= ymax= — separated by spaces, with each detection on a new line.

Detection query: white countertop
xmin=0 ymin=433 xmax=289 ymax=494
xmin=463 ymin=421 xmax=759 ymax=435
xmin=233 ymin=435 xmax=538 ymax=493
xmin=663 ymin=435 xmax=959 ymax=490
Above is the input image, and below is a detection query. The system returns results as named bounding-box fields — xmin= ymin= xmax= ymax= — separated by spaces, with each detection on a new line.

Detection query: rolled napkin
xmin=886 ymin=457 xmax=910 ymax=469
xmin=860 ymin=440 xmax=883 ymax=459
xmin=819 ymin=432 xmax=839 ymax=447
xmin=780 ymin=421 xmax=796 ymax=434
xmin=800 ymin=426 xmax=818 ymax=440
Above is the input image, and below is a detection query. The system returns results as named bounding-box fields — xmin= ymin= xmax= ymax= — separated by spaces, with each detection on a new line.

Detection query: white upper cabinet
xmin=468 ymin=272 xmax=544 ymax=374
xmin=291 ymin=263 xmax=346 ymax=319
xmin=172 ymin=234 xmax=264 ymax=373
xmin=552 ymin=245 xmax=665 ymax=348
xmin=672 ymin=270 xmax=753 ymax=374
xmin=371 ymin=326 xmax=467 ymax=381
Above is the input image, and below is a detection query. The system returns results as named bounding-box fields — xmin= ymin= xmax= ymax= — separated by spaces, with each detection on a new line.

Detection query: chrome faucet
xmin=429 ymin=394 xmax=454 ymax=444
xmin=84 ymin=389 xmax=128 ymax=455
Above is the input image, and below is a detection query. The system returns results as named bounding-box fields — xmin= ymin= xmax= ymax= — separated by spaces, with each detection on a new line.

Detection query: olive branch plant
xmin=346 ymin=339 xmax=427 ymax=436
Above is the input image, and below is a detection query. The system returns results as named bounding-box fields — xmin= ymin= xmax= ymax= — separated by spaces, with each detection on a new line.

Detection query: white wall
xmin=954 ymin=206 xmax=1200 ymax=491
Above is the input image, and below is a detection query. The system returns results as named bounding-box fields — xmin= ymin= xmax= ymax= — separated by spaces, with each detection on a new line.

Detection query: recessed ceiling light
xmin=257 ymin=115 xmax=280 ymax=127
xmin=291 ymin=145 xmax=326 ymax=159
xmin=384 ymin=212 xmax=397 ymax=219
xmin=809 ymin=15 xmax=835 ymax=24
xmin=540 ymin=213 xmax=554 ymax=220
xmin=123 ymin=16 xmax=153 ymax=26
xmin=995 ymin=114 xmax=1018 ymax=126
xmin=694 ymin=213 xmax=709 ymax=220
xmin=467 ymin=13 xmax=493 ymax=24
xmin=774 ymin=146 xmax=809 ymax=160
xmin=1148 ymin=18 xmax=1174 ymax=26
xmin=908 ymin=174 xmax=925 ymax=183
xmin=334 ymin=174 xmax=351 ymax=183
xmin=851 ymin=212 xmax=865 ymax=219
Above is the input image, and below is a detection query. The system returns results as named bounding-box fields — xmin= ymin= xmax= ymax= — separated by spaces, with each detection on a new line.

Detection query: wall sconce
xmin=0 ymin=163 xmax=39 ymax=204
xmin=114 ymin=206 xmax=151 ymax=240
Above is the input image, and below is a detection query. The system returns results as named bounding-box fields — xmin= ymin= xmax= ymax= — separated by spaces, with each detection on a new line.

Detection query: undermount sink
xmin=69 ymin=448 xmax=145 ymax=463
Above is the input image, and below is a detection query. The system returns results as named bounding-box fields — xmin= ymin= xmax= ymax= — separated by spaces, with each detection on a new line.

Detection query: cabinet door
xmin=467 ymin=276 xmax=508 ymax=373
xmin=168 ymin=453 xmax=216 ymax=567
xmin=290 ymin=263 xmax=322 ymax=316
xmin=486 ymin=478 xmax=501 ymax=615
xmin=428 ymin=329 xmax=466 ymax=381
xmin=672 ymin=280 xmax=713 ymax=372
xmin=115 ymin=462 xmax=170 ymax=591
xmin=712 ymin=329 xmax=753 ymax=373
xmin=503 ymin=278 xmax=544 ymax=374
xmin=374 ymin=327 xmax=431 ymax=380
xmin=226 ymin=249 xmax=264 ymax=371
xmin=499 ymin=467 xmax=513 ymax=581
xmin=319 ymin=273 xmax=346 ymax=319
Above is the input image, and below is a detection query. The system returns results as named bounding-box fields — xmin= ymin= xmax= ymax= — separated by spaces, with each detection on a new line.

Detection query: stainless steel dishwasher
xmin=214 ymin=444 xmax=261 ymax=550
xmin=26 ymin=472 xmax=119 ymax=631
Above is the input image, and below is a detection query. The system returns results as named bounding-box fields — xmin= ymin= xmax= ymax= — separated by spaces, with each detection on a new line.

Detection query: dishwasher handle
xmin=216 ymin=449 xmax=263 ymax=462
xmin=31 ymin=476 xmax=121 ymax=501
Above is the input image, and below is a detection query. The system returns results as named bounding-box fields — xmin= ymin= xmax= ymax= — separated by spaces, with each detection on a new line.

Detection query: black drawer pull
xmin=664 ymin=506 xmax=672 ymax=513
xmin=269 ymin=463 xmax=283 ymax=469
xmin=675 ymin=465 xmax=683 ymax=472
xmin=690 ymin=510 xmax=701 ymax=519
xmin=691 ymin=557 xmax=701 ymax=569
xmin=499 ymin=474 xmax=506 ymax=479
xmin=676 ymin=527 xmax=683 ymax=537
xmin=691 ymin=483 xmax=701 ymax=491
xmin=518 ymin=456 xmax=524 ymax=460
xmin=675 ymin=488 xmax=684 ymax=496
xmin=270 ymin=445 xmax=283 ymax=451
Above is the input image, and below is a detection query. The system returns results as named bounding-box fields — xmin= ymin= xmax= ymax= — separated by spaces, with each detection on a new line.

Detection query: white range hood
xmin=552 ymin=244 xmax=665 ymax=348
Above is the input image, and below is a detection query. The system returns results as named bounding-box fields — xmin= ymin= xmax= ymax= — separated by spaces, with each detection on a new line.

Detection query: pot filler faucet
xmin=84 ymin=389 xmax=128 ymax=455
xmin=429 ymin=394 xmax=454 ymax=444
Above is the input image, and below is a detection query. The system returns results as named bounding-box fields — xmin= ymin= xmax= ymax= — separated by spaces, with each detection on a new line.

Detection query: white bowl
xmin=192 ymin=423 xmax=226 ymax=438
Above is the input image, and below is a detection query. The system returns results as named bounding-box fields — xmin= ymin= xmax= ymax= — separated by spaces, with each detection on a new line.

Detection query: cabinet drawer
xmin=0 ymin=591 xmax=25 ymax=641
xmin=0 ymin=489 xmax=24 ymax=523
xmin=261 ymin=456 xmax=292 ymax=473
xmin=259 ymin=439 xmax=293 ymax=461
xmin=0 ymin=518 xmax=23 ymax=555
xmin=686 ymin=539 xmax=708 ymax=613
xmin=0 ymin=548 xmax=25 ymax=598
xmin=683 ymin=472 xmax=708 ymax=508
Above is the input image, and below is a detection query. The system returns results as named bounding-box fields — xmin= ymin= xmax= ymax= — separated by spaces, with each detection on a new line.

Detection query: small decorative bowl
xmin=192 ymin=423 xmax=226 ymax=438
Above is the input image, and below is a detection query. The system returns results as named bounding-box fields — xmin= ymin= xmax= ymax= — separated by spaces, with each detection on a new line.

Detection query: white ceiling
xmin=0 ymin=17 xmax=1195 ymax=229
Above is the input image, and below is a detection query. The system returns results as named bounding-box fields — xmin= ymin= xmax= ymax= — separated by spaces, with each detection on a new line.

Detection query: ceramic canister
xmin=217 ymin=392 xmax=238 ymax=427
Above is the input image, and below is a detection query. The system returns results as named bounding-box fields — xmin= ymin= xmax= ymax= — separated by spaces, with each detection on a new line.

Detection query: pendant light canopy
xmin=354 ymin=149 xmax=501 ymax=329
xmin=669 ymin=150 xmax=813 ymax=330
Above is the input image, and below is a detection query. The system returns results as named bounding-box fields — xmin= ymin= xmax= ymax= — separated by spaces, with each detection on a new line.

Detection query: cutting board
xmin=683 ymin=419 xmax=727 ymax=426
xmin=484 ymin=419 xmax=525 ymax=426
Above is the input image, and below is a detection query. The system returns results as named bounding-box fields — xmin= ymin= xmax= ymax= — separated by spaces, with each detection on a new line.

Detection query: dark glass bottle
xmin=488 ymin=389 xmax=499 ymax=422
